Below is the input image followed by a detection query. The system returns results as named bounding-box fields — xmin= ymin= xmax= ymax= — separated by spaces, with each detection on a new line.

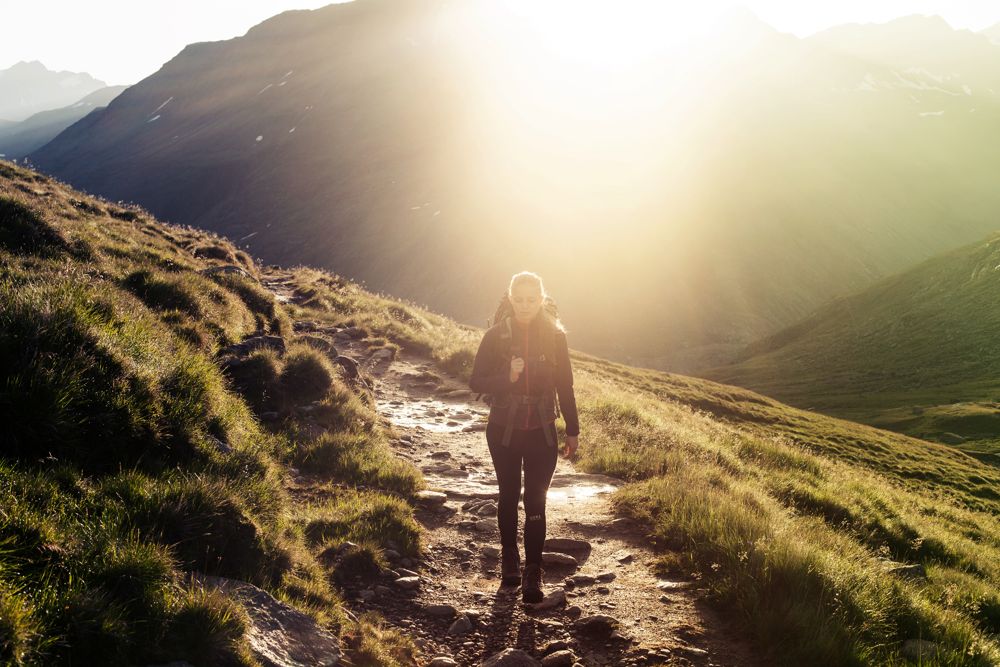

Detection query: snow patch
xmin=289 ymin=127 xmax=296 ymax=133
xmin=278 ymin=81 xmax=287 ymax=87
xmin=257 ymin=84 xmax=273 ymax=95
xmin=918 ymin=110 xmax=945 ymax=117
xmin=150 ymin=97 xmax=173 ymax=116
xmin=283 ymin=70 xmax=294 ymax=79
xmin=255 ymin=135 xmax=263 ymax=142
xmin=147 ymin=115 xmax=161 ymax=123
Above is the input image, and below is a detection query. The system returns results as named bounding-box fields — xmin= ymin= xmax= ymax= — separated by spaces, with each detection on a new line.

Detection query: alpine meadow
xmin=4 ymin=1 xmax=1000 ymax=666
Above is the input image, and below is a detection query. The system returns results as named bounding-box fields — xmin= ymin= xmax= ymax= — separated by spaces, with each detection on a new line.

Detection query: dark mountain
xmin=0 ymin=60 xmax=107 ymax=122
xmin=0 ymin=86 xmax=127 ymax=159
xmin=29 ymin=2 xmax=1000 ymax=369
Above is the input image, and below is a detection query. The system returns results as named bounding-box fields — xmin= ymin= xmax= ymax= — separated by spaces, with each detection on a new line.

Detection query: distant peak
xmin=10 ymin=60 xmax=48 ymax=71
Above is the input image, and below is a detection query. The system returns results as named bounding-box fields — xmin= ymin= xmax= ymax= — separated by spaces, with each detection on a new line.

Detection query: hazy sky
xmin=3 ymin=0 xmax=1000 ymax=85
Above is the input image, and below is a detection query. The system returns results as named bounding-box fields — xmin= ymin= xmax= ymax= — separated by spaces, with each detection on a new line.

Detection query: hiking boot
xmin=521 ymin=563 xmax=544 ymax=603
xmin=501 ymin=549 xmax=521 ymax=586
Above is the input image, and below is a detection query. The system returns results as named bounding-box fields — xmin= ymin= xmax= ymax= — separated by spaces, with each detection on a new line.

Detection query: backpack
xmin=477 ymin=293 xmax=562 ymax=420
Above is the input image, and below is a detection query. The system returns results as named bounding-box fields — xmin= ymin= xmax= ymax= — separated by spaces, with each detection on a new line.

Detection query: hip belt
xmin=501 ymin=393 xmax=557 ymax=449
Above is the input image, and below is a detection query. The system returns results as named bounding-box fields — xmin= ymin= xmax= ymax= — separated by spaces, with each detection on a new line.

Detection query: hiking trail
xmin=265 ymin=271 xmax=758 ymax=667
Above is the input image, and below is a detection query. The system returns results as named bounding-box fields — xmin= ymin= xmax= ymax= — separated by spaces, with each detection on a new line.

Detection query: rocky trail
xmin=264 ymin=272 xmax=758 ymax=667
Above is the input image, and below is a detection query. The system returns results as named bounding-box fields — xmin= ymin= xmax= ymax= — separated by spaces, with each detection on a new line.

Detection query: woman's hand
xmin=562 ymin=435 xmax=578 ymax=459
xmin=509 ymin=356 xmax=525 ymax=383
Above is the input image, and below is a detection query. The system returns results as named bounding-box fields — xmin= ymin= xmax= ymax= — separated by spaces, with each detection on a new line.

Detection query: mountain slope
xmin=0 ymin=86 xmax=127 ymax=159
xmin=0 ymin=61 xmax=106 ymax=121
xmin=26 ymin=3 xmax=1000 ymax=374
xmin=3 ymin=159 xmax=1000 ymax=664
xmin=705 ymin=230 xmax=1000 ymax=456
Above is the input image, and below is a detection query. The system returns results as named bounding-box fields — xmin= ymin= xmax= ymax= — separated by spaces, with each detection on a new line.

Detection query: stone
xmin=394 ymin=576 xmax=420 ymax=590
xmin=544 ymin=538 xmax=591 ymax=552
xmin=426 ymin=604 xmax=458 ymax=618
xmin=595 ymin=571 xmax=616 ymax=582
xmin=475 ymin=519 xmax=495 ymax=532
xmin=481 ymin=648 xmax=541 ymax=667
xmin=219 ymin=335 xmax=286 ymax=358
xmin=200 ymin=264 xmax=254 ymax=279
xmin=540 ymin=650 xmax=576 ymax=667
xmin=569 ymin=574 xmax=596 ymax=586
xmin=431 ymin=451 xmax=452 ymax=459
xmin=476 ymin=502 xmax=498 ymax=517
xmin=371 ymin=347 xmax=395 ymax=360
xmin=596 ymin=586 xmax=611 ymax=595
xmin=542 ymin=641 xmax=570 ymax=655
xmin=482 ymin=545 xmax=501 ymax=558
xmin=335 ymin=355 xmax=360 ymax=378
xmin=888 ymin=563 xmax=927 ymax=580
xmin=901 ymin=639 xmax=939 ymax=661
xmin=542 ymin=552 xmax=578 ymax=567
xmin=384 ymin=549 xmax=401 ymax=561
xmin=428 ymin=657 xmax=459 ymax=667
xmin=614 ymin=551 xmax=634 ymax=564
xmin=575 ymin=614 xmax=619 ymax=638
xmin=565 ymin=605 xmax=583 ymax=619
xmin=448 ymin=615 xmax=473 ymax=636
xmin=192 ymin=574 xmax=340 ymax=666
xmin=396 ymin=568 xmax=419 ymax=578
xmin=359 ymin=589 xmax=375 ymax=601
xmin=462 ymin=423 xmax=487 ymax=432
xmin=525 ymin=589 xmax=567 ymax=612
xmin=414 ymin=490 xmax=448 ymax=506
xmin=655 ymin=580 xmax=692 ymax=590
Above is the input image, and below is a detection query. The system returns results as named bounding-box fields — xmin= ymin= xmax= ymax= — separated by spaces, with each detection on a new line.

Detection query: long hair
xmin=493 ymin=271 xmax=566 ymax=333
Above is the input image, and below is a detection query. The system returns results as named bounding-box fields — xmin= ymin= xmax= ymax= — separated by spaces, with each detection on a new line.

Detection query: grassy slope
xmin=705 ymin=231 xmax=1000 ymax=458
xmin=284 ymin=267 xmax=1000 ymax=665
xmin=4 ymin=160 xmax=1000 ymax=665
xmin=0 ymin=162 xmax=421 ymax=666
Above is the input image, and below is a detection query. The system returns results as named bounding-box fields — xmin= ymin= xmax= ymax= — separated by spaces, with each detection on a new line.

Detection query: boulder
xmin=481 ymin=648 xmax=541 ymax=667
xmin=575 ymin=614 xmax=619 ymax=638
xmin=193 ymin=574 xmax=340 ymax=667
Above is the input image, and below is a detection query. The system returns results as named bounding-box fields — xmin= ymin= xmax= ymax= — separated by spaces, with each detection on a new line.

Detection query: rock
xmin=219 ymin=336 xmax=285 ymax=357
xmin=544 ymin=538 xmax=591 ymax=552
xmin=462 ymin=423 xmax=487 ymax=432
xmin=901 ymin=639 xmax=939 ymax=661
xmin=375 ymin=585 xmax=392 ymax=596
xmin=595 ymin=571 xmax=616 ymax=582
xmin=200 ymin=264 xmax=254 ymax=279
xmin=542 ymin=552 xmax=579 ymax=567
xmin=297 ymin=334 xmax=335 ymax=354
xmin=565 ymin=605 xmax=583 ymax=619
xmin=613 ymin=551 xmax=634 ymax=564
xmin=414 ymin=490 xmax=448 ymax=506
xmin=371 ymin=347 xmax=395 ymax=360
xmin=481 ymin=648 xmax=541 ymax=667
xmin=335 ymin=355 xmax=360 ymax=378
xmin=396 ymin=568 xmax=419 ymax=578
xmin=192 ymin=574 xmax=340 ymax=666
xmin=205 ymin=434 xmax=232 ymax=454
xmin=596 ymin=586 xmax=611 ymax=594
xmin=525 ymin=589 xmax=567 ymax=612
xmin=482 ymin=545 xmax=501 ymax=558
xmin=542 ymin=641 xmax=570 ymax=656
xmin=431 ymin=451 xmax=452 ymax=459
xmin=540 ymin=650 xmax=576 ymax=667
xmin=575 ymin=614 xmax=619 ymax=638
xmin=887 ymin=562 xmax=927 ymax=580
xmin=569 ymin=574 xmax=596 ymax=586
xmin=359 ymin=589 xmax=375 ymax=601
xmin=448 ymin=614 xmax=473 ymax=636
xmin=384 ymin=549 xmax=401 ymax=561
xmin=394 ymin=576 xmax=420 ymax=590
xmin=428 ymin=657 xmax=459 ymax=667
xmin=339 ymin=326 xmax=366 ymax=339
xmin=445 ymin=389 xmax=473 ymax=398
xmin=475 ymin=519 xmax=495 ymax=532
xmin=426 ymin=604 xmax=458 ymax=618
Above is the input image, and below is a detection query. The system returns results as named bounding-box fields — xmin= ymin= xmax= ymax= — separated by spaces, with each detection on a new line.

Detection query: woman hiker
xmin=469 ymin=271 xmax=580 ymax=603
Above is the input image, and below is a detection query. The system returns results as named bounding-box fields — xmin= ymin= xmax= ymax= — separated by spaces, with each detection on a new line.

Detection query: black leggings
xmin=486 ymin=422 xmax=558 ymax=566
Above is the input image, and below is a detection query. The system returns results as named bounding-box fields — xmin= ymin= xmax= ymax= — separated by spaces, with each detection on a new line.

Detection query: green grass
xmin=0 ymin=162 xmax=422 ymax=666
xmin=706 ymin=231 xmax=1000 ymax=454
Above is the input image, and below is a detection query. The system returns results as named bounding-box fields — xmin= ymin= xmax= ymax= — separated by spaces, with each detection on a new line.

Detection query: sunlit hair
xmin=507 ymin=271 xmax=566 ymax=333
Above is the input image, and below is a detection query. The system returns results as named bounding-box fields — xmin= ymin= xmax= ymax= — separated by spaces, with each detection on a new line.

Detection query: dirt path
xmin=264 ymin=272 xmax=757 ymax=666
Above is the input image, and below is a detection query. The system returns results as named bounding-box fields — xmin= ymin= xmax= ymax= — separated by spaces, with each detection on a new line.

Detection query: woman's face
xmin=510 ymin=282 xmax=543 ymax=324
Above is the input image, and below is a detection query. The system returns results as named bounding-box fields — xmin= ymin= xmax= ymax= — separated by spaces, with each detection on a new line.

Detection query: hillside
xmin=0 ymin=86 xmax=127 ymax=159
xmin=0 ymin=61 xmax=106 ymax=122
xmin=4 ymin=161 xmax=999 ymax=664
xmin=26 ymin=1 xmax=1000 ymax=372
xmin=705 ymin=231 xmax=1000 ymax=458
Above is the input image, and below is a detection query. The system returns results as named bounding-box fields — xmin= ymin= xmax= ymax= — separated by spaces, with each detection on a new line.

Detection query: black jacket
xmin=469 ymin=314 xmax=579 ymax=436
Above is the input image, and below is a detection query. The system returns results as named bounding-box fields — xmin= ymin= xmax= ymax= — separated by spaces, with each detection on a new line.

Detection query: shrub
xmin=221 ymin=350 xmax=282 ymax=414
xmin=280 ymin=347 xmax=335 ymax=405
